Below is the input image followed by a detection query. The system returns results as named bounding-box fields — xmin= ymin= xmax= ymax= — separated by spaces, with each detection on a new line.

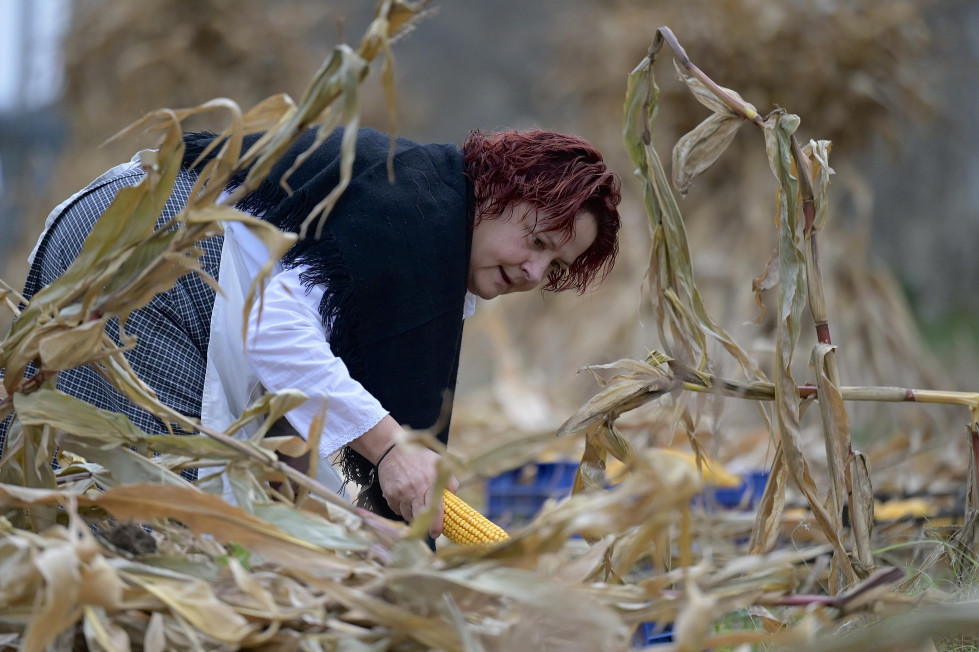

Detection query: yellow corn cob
xmin=441 ymin=489 xmax=509 ymax=545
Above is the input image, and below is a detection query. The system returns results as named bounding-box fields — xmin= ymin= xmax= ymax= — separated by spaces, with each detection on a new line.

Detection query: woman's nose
xmin=523 ymin=255 xmax=551 ymax=285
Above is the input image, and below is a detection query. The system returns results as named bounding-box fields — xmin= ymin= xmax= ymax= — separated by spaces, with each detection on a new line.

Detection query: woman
xmin=0 ymin=126 xmax=621 ymax=537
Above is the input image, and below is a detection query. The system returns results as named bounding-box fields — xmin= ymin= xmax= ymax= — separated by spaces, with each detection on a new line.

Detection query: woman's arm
xmin=244 ymin=266 xmax=456 ymax=536
xmin=244 ymin=266 xmax=389 ymax=454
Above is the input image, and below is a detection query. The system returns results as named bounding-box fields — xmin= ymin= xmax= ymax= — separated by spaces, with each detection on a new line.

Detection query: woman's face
xmin=468 ymin=202 xmax=598 ymax=300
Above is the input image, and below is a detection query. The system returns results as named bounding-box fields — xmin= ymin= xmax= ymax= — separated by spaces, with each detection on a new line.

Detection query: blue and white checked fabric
xmin=0 ymin=162 xmax=223 ymax=481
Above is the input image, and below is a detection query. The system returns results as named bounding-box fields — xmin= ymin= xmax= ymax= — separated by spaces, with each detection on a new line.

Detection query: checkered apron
xmin=0 ymin=164 xmax=223 ymax=481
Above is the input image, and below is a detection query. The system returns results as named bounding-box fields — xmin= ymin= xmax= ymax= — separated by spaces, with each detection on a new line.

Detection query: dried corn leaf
xmin=624 ymin=45 xmax=763 ymax=380
xmin=143 ymin=613 xmax=166 ymax=652
xmin=765 ymin=112 xmax=859 ymax=588
xmin=316 ymin=579 xmax=462 ymax=651
xmin=123 ymin=571 xmax=253 ymax=644
xmin=810 ymin=344 xmax=850 ymax=534
xmin=557 ymin=359 xmax=677 ymax=437
xmin=749 ymin=443 xmax=787 ymax=553
xmin=78 ymin=555 xmax=126 ymax=611
xmin=68 ymin=443 xmax=192 ymax=489
xmin=670 ymin=58 xmax=757 ymax=196
xmin=0 ymin=534 xmax=39 ymax=604
xmin=848 ymin=452 xmax=875 ymax=570
xmin=573 ymin=428 xmax=609 ymax=495
xmin=672 ymin=58 xmax=759 ymax=118
xmin=249 ymin=503 xmax=369 ymax=552
xmin=15 ymin=389 xmax=153 ymax=445
xmin=224 ymin=388 xmax=308 ymax=442
xmin=804 ymin=139 xmax=834 ymax=233
xmin=21 ymin=537 xmax=82 ymax=651
xmin=673 ymin=111 xmax=744 ymax=196
xmin=37 ymin=318 xmax=110 ymax=371
xmin=92 ymin=485 xmax=360 ymax=577
xmin=672 ymin=567 xmax=719 ymax=652
xmin=232 ymin=48 xmax=367 ymax=240
xmin=82 ymin=606 xmax=130 ymax=652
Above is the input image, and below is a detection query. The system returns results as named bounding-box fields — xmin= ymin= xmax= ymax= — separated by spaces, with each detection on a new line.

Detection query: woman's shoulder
xmin=355 ymin=127 xmax=461 ymax=168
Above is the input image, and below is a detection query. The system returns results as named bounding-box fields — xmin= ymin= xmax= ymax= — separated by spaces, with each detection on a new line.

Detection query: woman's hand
xmin=348 ymin=415 xmax=458 ymax=538
xmin=376 ymin=443 xmax=459 ymax=538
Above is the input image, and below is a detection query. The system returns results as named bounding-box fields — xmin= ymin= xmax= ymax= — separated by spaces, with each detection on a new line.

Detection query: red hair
xmin=462 ymin=130 xmax=621 ymax=293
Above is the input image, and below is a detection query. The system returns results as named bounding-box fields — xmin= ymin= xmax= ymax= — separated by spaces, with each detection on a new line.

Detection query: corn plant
xmin=561 ymin=26 xmax=979 ymax=596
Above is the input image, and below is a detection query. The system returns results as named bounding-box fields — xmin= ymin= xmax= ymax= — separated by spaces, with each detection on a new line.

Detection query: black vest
xmin=184 ymin=128 xmax=473 ymax=515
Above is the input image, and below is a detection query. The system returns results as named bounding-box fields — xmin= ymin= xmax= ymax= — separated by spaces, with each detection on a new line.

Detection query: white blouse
xmin=201 ymin=218 xmax=476 ymax=495
xmin=234 ymin=220 xmax=390 ymax=456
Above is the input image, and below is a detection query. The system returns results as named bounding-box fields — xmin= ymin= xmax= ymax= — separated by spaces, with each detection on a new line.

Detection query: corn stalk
xmin=590 ymin=25 xmax=979 ymax=590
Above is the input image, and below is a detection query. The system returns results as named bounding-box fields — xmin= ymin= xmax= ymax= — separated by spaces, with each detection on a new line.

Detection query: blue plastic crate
xmin=633 ymin=621 xmax=673 ymax=647
xmin=486 ymin=461 xmax=578 ymax=525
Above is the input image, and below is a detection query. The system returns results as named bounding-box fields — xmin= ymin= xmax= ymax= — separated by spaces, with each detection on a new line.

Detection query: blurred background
xmin=1 ymin=0 xmax=977 ymax=495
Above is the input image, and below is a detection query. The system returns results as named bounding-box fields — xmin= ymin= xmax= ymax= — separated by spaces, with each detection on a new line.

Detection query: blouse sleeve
xmin=244 ymin=265 xmax=389 ymax=457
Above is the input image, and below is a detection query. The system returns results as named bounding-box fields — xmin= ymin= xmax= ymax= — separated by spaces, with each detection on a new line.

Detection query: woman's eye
xmin=533 ymin=236 xmax=544 ymax=249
